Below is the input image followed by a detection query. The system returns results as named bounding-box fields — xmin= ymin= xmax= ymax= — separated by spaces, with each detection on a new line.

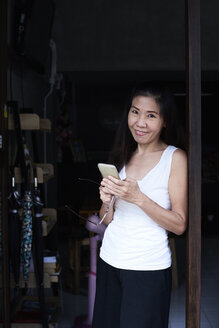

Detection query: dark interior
xmin=1 ymin=0 xmax=219 ymax=326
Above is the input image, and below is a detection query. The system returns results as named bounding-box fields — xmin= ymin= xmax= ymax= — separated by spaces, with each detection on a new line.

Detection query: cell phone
xmin=97 ymin=163 xmax=120 ymax=179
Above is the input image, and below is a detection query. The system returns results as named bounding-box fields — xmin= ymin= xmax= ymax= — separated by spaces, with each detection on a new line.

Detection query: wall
xmin=52 ymin=0 xmax=219 ymax=73
xmin=7 ymin=0 xmax=58 ymax=208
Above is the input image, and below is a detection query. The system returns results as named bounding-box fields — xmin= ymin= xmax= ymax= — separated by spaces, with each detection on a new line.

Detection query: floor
xmin=57 ymin=236 xmax=219 ymax=328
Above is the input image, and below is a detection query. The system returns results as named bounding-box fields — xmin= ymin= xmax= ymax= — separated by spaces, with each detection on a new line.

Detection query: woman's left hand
xmin=101 ymin=176 xmax=143 ymax=204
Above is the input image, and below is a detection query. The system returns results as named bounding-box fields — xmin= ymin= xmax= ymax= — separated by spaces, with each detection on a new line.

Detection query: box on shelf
xmin=42 ymin=208 xmax=57 ymax=236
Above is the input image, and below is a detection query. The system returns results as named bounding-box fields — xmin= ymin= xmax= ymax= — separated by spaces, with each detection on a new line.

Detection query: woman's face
xmin=128 ymin=96 xmax=165 ymax=146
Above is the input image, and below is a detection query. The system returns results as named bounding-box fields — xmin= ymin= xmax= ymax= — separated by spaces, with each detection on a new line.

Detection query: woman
xmin=92 ymin=84 xmax=188 ymax=328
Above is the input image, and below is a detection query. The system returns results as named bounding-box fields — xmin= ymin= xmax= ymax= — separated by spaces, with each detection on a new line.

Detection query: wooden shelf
xmin=42 ymin=208 xmax=57 ymax=236
xmin=8 ymin=114 xmax=40 ymax=130
xmin=36 ymin=164 xmax=54 ymax=182
xmin=16 ymin=208 xmax=57 ymax=237
xmin=14 ymin=166 xmax=42 ymax=184
xmin=40 ymin=118 xmax=51 ymax=132
xmin=12 ymin=324 xmax=42 ymax=328
xmin=49 ymin=275 xmax=59 ymax=283
xmin=8 ymin=114 xmax=51 ymax=132
xmin=48 ymin=265 xmax=62 ymax=283
xmin=9 ymin=267 xmax=61 ymax=289
xmin=10 ymin=272 xmax=52 ymax=289
xmin=14 ymin=164 xmax=54 ymax=184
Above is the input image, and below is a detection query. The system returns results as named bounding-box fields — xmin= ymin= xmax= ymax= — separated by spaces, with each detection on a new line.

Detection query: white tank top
xmin=100 ymin=145 xmax=177 ymax=270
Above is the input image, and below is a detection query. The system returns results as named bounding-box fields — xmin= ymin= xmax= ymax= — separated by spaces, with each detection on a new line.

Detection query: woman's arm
xmin=98 ymin=185 xmax=115 ymax=226
xmin=100 ymin=149 xmax=188 ymax=235
xmin=136 ymin=149 xmax=187 ymax=235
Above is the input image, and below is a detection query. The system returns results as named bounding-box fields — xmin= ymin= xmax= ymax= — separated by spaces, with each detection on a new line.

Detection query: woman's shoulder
xmin=171 ymin=147 xmax=187 ymax=170
xmin=166 ymin=144 xmax=187 ymax=157
xmin=173 ymin=147 xmax=187 ymax=159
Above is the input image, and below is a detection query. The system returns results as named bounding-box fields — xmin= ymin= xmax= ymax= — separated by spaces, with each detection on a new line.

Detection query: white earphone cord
xmin=99 ymin=196 xmax=115 ymax=224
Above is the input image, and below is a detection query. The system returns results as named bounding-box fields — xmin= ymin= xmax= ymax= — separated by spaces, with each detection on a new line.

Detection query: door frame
xmin=185 ymin=0 xmax=202 ymax=327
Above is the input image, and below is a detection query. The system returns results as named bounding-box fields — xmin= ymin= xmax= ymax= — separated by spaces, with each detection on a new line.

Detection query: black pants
xmin=92 ymin=258 xmax=171 ymax=328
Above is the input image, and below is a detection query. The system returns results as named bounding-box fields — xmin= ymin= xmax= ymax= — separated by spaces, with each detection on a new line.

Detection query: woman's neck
xmin=136 ymin=141 xmax=167 ymax=156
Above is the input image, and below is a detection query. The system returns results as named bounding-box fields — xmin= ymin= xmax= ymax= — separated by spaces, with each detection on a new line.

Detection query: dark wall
xmin=53 ymin=0 xmax=185 ymax=71
xmin=52 ymin=0 xmax=219 ymax=72
xmin=7 ymin=0 xmax=219 ymax=235
xmin=8 ymin=0 xmax=58 ymax=208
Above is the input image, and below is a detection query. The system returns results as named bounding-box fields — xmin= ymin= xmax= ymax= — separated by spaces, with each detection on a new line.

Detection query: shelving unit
xmin=11 ymin=272 xmax=52 ymax=289
xmin=8 ymin=113 xmax=51 ymax=132
xmin=9 ymin=263 xmax=61 ymax=289
xmin=42 ymin=208 xmax=57 ymax=236
xmin=8 ymin=113 xmax=40 ymax=130
xmin=15 ymin=208 xmax=57 ymax=238
xmin=14 ymin=164 xmax=54 ymax=184
xmin=40 ymin=118 xmax=52 ymax=132
xmin=8 ymin=112 xmax=61 ymax=327
xmin=36 ymin=163 xmax=54 ymax=182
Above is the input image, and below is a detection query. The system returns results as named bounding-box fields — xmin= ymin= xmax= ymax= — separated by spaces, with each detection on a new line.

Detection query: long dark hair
xmin=108 ymin=83 xmax=185 ymax=171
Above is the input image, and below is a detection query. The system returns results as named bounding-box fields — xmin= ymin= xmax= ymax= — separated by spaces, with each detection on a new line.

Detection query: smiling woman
xmin=108 ymin=84 xmax=183 ymax=172
xmin=128 ymin=96 xmax=165 ymax=146
xmin=92 ymin=83 xmax=188 ymax=328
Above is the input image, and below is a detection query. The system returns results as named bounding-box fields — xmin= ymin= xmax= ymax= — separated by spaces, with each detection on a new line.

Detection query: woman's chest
xmin=125 ymin=152 xmax=163 ymax=181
